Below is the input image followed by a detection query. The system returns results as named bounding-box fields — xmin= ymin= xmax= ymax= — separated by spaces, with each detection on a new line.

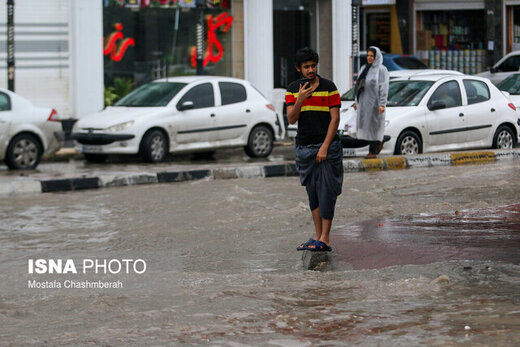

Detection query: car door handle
xmin=246 ymin=109 xmax=251 ymax=113
xmin=210 ymin=113 xmax=215 ymax=117
xmin=459 ymin=113 xmax=464 ymax=117
xmin=491 ymin=108 xmax=496 ymax=112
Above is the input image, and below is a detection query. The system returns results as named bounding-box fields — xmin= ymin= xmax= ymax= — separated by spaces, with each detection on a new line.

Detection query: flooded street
xmin=1 ymin=162 xmax=520 ymax=345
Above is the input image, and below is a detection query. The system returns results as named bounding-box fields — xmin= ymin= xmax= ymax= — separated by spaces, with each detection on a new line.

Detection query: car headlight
xmin=385 ymin=120 xmax=390 ymax=127
xmin=105 ymin=121 xmax=134 ymax=133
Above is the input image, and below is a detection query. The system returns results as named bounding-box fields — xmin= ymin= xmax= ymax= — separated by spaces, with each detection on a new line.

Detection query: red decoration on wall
xmin=103 ymin=23 xmax=135 ymax=62
xmin=190 ymin=12 xmax=233 ymax=68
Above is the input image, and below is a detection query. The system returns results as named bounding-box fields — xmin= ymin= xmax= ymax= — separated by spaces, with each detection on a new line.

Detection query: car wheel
xmin=5 ymin=133 xmax=42 ymax=170
xmin=396 ymin=130 xmax=422 ymax=155
xmin=84 ymin=153 xmax=108 ymax=163
xmin=492 ymin=125 xmax=516 ymax=149
xmin=141 ymin=129 xmax=168 ymax=162
xmin=244 ymin=125 xmax=273 ymax=158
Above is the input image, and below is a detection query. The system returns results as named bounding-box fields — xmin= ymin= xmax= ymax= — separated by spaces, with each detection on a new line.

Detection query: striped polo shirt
xmin=285 ymin=76 xmax=341 ymax=145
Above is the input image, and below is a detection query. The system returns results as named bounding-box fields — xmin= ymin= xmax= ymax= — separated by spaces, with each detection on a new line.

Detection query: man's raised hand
xmin=297 ymin=82 xmax=313 ymax=102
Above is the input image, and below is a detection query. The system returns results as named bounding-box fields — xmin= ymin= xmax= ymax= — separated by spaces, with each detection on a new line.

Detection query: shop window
xmin=496 ymin=55 xmax=520 ymax=73
xmin=463 ymin=80 xmax=490 ymax=105
xmin=178 ymin=83 xmax=215 ymax=109
xmin=0 ymin=93 xmax=11 ymax=111
xmin=219 ymin=82 xmax=246 ymax=105
xmin=428 ymin=81 xmax=462 ymax=109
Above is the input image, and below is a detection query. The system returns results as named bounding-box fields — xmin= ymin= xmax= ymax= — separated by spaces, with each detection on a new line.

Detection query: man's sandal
xmin=309 ymin=240 xmax=332 ymax=252
xmin=296 ymin=238 xmax=316 ymax=251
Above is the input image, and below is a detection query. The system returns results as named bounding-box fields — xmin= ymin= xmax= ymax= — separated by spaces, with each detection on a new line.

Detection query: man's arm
xmin=316 ymin=107 xmax=339 ymax=162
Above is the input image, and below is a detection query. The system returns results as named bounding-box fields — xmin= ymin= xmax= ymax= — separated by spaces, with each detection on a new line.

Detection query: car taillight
xmin=266 ymin=104 xmax=275 ymax=111
xmin=47 ymin=108 xmax=59 ymax=122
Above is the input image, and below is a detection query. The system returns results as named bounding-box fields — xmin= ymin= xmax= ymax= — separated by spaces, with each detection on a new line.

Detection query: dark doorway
xmin=273 ymin=10 xmax=311 ymax=88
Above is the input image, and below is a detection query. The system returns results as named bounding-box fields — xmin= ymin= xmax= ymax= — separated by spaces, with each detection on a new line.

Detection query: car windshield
xmin=387 ymin=80 xmax=434 ymax=106
xmin=115 ymin=82 xmax=187 ymax=107
xmin=497 ymin=74 xmax=520 ymax=95
xmin=341 ymin=87 xmax=355 ymax=101
xmin=393 ymin=57 xmax=429 ymax=69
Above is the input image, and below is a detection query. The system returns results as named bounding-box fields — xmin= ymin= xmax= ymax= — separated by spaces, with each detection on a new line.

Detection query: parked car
xmin=477 ymin=50 xmax=520 ymax=85
xmin=0 ymin=88 xmax=61 ymax=169
xmin=338 ymin=74 xmax=520 ymax=157
xmin=496 ymin=73 xmax=520 ymax=108
xmin=287 ymin=70 xmax=463 ymax=139
xmin=73 ymin=76 xmax=284 ymax=162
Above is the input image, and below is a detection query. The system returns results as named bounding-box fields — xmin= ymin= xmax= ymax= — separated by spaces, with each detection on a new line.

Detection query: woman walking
xmin=353 ymin=46 xmax=389 ymax=158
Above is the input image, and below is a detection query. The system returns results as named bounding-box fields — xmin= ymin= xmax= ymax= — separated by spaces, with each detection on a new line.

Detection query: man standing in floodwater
xmin=286 ymin=47 xmax=343 ymax=252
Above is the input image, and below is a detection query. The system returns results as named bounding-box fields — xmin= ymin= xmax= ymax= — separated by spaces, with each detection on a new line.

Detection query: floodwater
xmin=1 ymin=163 xmax=520 ymax=345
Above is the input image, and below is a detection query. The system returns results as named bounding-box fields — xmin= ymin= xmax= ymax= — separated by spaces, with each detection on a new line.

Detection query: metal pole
xmin=351 ymin=1 xmax=360 ymax=74
xmin=196 ymin=6 xmax=204 ymax=75
xmin=7 ymin=0 xmax=14 ymax=91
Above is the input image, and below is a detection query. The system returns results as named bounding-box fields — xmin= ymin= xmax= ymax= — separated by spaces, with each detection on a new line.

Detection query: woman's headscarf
xmin=355 ymin=47 xmax=378 ymax=100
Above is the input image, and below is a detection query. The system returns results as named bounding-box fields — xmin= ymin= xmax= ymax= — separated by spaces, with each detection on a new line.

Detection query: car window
xmin=497 ymin=55 xmax=520 ymax=72
xmin=115 ymin=82 xmax=186 ymax=107
xmin=219 ymin=82 xmax=246 ymax=105
xmin=178 ymin=83 xmax=215 ymax=109
xmin=0 ymin=92 xmax=11 ymax=111
xmin=393 ymin=57 xmax=429 ymax=69
xmin=341 ymin=87 xmax=355 ymax=101
xmin=497 ymin=74 xmax=520 ymax=95
xmin=463 ymin=80 xmax=490 ymax=105
xmin=387 ymin=80 xmax=434 ymax=106
xmin=428 ymin=81 xmax=462 ymax=109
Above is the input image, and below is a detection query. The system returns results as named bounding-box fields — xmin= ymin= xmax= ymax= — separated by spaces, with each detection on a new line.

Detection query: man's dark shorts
xmin=295 ymin=138 xmax=343 ymax=220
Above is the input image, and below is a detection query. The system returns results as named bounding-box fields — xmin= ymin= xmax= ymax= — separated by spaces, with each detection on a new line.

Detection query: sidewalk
xmin=2 ymin=148 xmax=519 ymax=196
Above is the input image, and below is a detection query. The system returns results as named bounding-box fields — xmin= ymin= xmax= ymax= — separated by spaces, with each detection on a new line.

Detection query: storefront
xmin=360 ymin=0 xmax=402 ymax=54
xmin=413 ymin=0 xmax=487 ymax=74
xmin=103 ymin=0 xmax=234 ymax=87
xmin=505 ymin=0 xmax=520 ymax=53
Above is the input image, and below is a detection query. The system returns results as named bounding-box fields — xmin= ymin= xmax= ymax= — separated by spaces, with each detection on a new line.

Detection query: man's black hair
xmin=294 ymin=47 xmax=319 ymax=68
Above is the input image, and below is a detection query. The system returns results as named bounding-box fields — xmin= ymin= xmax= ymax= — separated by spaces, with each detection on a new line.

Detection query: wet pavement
xmin=333 ymin=204 xmax=520 ymax=270
xmin=1 ymin=162 xmax=520 ymax=344
xmin=0 ymin=144 xmax=295 ymax=183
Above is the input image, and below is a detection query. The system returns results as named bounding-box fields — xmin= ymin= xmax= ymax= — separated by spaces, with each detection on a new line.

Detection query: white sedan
xmin=73 ymin=76 xmax=285 ymax=162
xmin=0 ymin=88 xmax=61 ymax=169
xmin=496 ymin=73 xmax=520 ymax=109
xmin=339 ymin=74 xmax=520 ymax=156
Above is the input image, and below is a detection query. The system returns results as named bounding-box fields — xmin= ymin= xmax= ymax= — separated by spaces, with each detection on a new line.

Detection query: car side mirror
xmin=428 ymin=101 xmax=446 ymax=111
xmin=490 ymin=67 xmax=497 ymax=74
xmin=177 ymin=101 xmax=194 ymax=111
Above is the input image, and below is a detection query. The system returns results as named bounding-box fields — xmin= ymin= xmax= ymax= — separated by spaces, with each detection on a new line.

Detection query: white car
xmin=496 ymin=73 xmax=520 ymax=108
xmin=477 ymin=50 xmax=520 ymax=85
xmin=287 ymin=70 xmax=463 ymax=139
xmin=0 ymin=88 xmax=61 ymax=169
xmin=339 ymin=74 xmax=520 ymax=157
xmin=73 ymin=76 xmax=285 ymax=162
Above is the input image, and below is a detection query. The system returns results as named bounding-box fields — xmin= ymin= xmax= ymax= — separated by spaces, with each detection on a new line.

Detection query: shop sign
xmin=190 ymin=12 xmax=233 ymax=68
xmin=362 ymin=0 xmax=395 ymax=5
xmin=179 ymin=0 xmax=196 ymax=8
xmin=103 ymin=23 xmax=135 ymax=62
xmin=115 ymin=0 xmax=141 ymax=7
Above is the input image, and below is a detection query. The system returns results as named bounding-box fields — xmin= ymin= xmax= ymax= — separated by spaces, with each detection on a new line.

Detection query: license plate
xmin=343 ymin=149 xmax=356 ymax=157
xmin=82 ymin=145 xmax=103 ymax=153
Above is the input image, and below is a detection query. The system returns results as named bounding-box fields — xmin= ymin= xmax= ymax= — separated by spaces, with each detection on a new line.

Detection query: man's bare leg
xmin=311 ymin=207 xmax=322 ymax=240
xmin=319 ymin=219 xmax=332 ymax=246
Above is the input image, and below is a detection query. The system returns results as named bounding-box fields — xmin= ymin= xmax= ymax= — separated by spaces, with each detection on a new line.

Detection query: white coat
xmin=355 ymin=46 xmax=389 ymax=141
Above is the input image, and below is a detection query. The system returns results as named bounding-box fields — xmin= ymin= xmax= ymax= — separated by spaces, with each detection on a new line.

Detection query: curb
xmin=3 ymin=149 xmax=520 ymax=196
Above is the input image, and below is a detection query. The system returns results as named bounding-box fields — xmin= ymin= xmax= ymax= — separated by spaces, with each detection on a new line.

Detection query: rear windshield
xmin=387 ymin=80 xmax=434 ymax=106
xmin=341 ymin=87 xmax=355 ymax=101
xmin=115 ymin=82 xmax=187 ymax=107
xmin=393 ymin=57 xmax=429 ymax=69
xmin=497 ymin=74 xmax=520 ymax=95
